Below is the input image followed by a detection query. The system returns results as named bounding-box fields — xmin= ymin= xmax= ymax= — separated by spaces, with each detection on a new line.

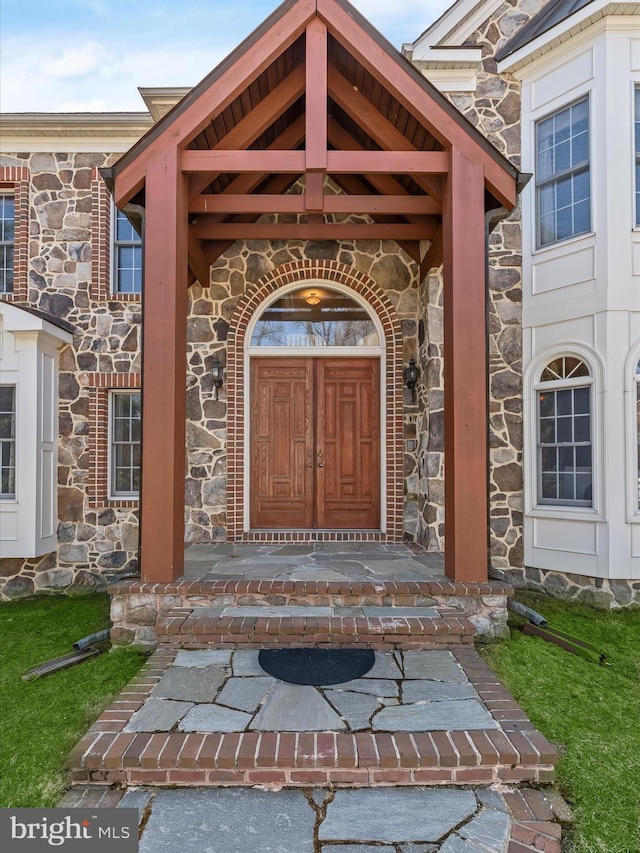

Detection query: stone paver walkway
xmin=61 ymin=785 xmax=568 ymax=852
xmin=182 ymin=542 xmax=446 ymax=582
xmin=123 ymin=649 xmax=498 ymax=734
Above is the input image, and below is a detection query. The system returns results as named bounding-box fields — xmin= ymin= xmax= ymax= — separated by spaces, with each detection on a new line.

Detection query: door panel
xmin=250 ymin=358 xmax=313 ymax=528
xmin=250 ymin=357 xmax=380 ymax=529
xmin=317 ymin=359 xmax=380 ymax=529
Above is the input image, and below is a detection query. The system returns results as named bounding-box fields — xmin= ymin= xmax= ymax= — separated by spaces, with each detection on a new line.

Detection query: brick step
xmin=67 ymin=648 xmax=558 ymax=789
xmin=156 ymin=604 xmax=476 ymax=649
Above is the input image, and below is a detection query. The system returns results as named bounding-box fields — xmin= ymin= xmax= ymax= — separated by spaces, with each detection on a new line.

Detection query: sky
xmin=0 ymin=0 xmax=451 ymax=113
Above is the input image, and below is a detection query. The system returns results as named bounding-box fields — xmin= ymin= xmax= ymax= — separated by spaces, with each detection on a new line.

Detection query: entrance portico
xmin=105 ymin=0 xmax=519 ymax=584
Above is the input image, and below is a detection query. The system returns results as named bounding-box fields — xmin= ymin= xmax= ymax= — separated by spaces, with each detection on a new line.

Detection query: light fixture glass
xmin=305 ymin=291 xmax=321 ymax=305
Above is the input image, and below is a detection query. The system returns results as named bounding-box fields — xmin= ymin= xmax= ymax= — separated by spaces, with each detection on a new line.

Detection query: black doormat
xmin=258 ymin=648 xmax=375 ymax=685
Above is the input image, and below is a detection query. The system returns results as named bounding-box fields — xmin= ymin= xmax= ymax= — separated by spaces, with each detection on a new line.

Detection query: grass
xmin=0 ymin=594 xmax=147 ymax=808
xmin=480 ymin=592 xmax=640 ymax=853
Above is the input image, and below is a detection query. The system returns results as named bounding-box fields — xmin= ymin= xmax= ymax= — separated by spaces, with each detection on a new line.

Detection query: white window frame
xmin=108 ymin=390 xmax=141 ymax=499
xmin=535 ymin=95 xmax=591 ymax=248
xmin=0 ymin=193 xmax=15 ymax=295
xmin=624 ymin=343 xmax=640 ymax=522
xmin=535 ymin=362 xmax=593 ymax=508
xmin=0 ymin=385 xmax=16 ymax=499
xmin=524 ymin=346 xmax=604 ymax=521
xmin=634 ymin=85 xmax=640 ymax=228
xmin=111 ymin=203 xmax=142 ymax=295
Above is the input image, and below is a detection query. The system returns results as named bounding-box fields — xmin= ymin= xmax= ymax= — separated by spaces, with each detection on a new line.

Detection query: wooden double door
xmin=250 ymin=357 xmax=380 ymax=529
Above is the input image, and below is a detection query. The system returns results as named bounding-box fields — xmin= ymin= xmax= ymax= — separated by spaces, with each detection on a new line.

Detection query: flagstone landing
xmin=68 ymin=646 xmax=557 ymax=788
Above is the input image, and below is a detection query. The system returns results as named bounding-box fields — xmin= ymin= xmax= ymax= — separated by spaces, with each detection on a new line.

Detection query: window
xmin=0 ymin=386 xmax=16 ymax=499
xmin=110 ymin=391 xmax=141 ymax=497
xmin=0 ymin=195 xmax=15 ymax=294
xmin=635 ymin=87 xmax=640 ymax=226
xmin=537 ymin=357 xmax=592 ymax=507
xmin=251 ymin=287 xmax=380 ymax=347
xmin=536 ymin=98 xmax=590 ymax=247
xmin=112 ymin=207 xmax=142 ymax=294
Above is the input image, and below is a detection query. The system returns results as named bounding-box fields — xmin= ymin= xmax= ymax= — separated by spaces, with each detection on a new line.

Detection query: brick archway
xmin=226 ymin=259 xmax=405 ymax=541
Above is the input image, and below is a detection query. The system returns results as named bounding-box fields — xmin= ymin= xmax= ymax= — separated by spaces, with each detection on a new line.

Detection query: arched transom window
xmin=537 ymin=356 xmax=592 ymax=506
xmin=250 ymin=287 xmax=380 ymax=348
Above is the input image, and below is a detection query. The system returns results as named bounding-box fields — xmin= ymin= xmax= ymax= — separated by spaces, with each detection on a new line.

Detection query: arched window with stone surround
xmin=536 ymin=356 xmax=593 ymax=507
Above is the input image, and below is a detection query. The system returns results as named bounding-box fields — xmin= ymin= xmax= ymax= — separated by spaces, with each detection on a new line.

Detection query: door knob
xmin=317 ymin=462 xmax=324 ymax=468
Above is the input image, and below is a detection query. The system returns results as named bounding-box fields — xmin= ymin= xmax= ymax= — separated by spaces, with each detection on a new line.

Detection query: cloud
xmin=44 ymin=41 xmax=113 ymax=79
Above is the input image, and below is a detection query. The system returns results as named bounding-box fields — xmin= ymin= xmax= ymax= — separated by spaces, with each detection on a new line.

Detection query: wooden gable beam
xmin=419 ymin=226 xmax=443 ymax=282
xmin=181 ymin=149 xmax=448 ymax=174
xmin=318 ymin=0 xmax=517 ymax=208
xmin=190 ymin=221 xmax=436 ymax=240
xmin=189 ymin=194 xmax=440 ymax=215
xmin=327 ymin=66 xmax=444 ymax=203
xmin=189 ymin=115 xmax=306 ymax=224
xmin=305 ymin=18 xmax=328 ymax=173
xmin=188 ymin=64 xmax=306 ymax=201
xmin=327 ymin=118 xmax=442 ymax=214
xmin=114 ymin=0 xmax=316 ymax=206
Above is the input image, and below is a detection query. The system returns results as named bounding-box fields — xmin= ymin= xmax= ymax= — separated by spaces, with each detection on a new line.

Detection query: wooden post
xmin=140 ymin=147 xmax=188 ymax=582
xmin=443 ymin=147 xmax=488 ymax=583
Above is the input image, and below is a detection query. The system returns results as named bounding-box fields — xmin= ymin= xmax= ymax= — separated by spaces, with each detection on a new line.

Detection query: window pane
xmin=556 ymin=389 xmax=572 ymax=416
xmin=571 ymin=132 xmax=589 ymax=166
xmin=559 ymin=472 xmax=575 ymax=500
xmin=541 ymin=472 xmax=558 ymax=499
xmin=539 ymin=392 xmax=555 ymax=417
xmin=251 ymin=288 xmax=379 ymax=347
xmin=576 ymin=473 xmax=592 ymax=502
xmin=574 ymin=415 xmax=590 ymax=443
xmin=573 ymin=198 xmax=590 ymax=235
xmin=576 ymin=445 xmax=591 ymax=468
xmin=539 ymin=419 xmax=555 ymax=444
xmin=0 ymin=386 xmax=16 ymax=499
xmin=541 ymin=447 xmax=557 ymax=471
xmin=559 ymin=445 xmax=574 ymax=471
xmin=574 ymin=387 xmax=590 ymax=414
xmin=556 ymin=416 xmax=572 ymax=443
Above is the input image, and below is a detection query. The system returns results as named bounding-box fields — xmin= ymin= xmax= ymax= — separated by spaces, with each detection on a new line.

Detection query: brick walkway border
xmin=67 ymin=647 xmax=557 ymax=788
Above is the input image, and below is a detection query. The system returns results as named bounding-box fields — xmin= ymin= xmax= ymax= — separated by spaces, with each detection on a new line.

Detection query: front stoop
xmin=109 ymin=578 xmax=511 ymax=647
xmin=67 ymin=647 xmax=558 ymax=789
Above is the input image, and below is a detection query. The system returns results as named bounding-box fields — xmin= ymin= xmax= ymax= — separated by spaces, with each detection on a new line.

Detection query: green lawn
xmin=0 ymin=594 xmax=147 ymax=808
xmin=480 ymin=592 xmax=640 ymax=853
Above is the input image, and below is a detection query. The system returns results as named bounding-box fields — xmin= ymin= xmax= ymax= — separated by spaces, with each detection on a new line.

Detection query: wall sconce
xmin=404 ymin=357 xmax=419 ymax=402
xmin=211 ymin=355 xmax=224 ymax=401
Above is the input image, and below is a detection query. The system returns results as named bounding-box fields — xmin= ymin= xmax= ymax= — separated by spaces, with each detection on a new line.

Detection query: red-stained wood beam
xmin=188 ymin=65 xmax=306 ymax=200
xmin=140 ymin=147 xmax=188 ymax=582
xmin=327 ymin=118 xmax=443 ymax=206
xmin=188 ymin=238 xmax=212 ymax=287
xmin=189 ymin=114 xmax=306 ymax=210
xmin=318 ymin=0 xmax=517 ymax=209
xmin=305 ymin=18 xmax=328 ymax=172
xmin=113 ymin=0 xmax=316 ymax=206
xmin=327 ymin=67 xmax=444 ymax=202
xmin=419 ymin=226 xmax=443 ymax=281
xmin=189 ymin=193 xmax=440 ymax=215
xmin=443 ymin=148 xmax=489 ymax=583
xmin=181 ymin=149 xmax=448 ymax=174
xmin=190 ymin=221 xmax=436 ymax=240
xmin=182 ymin=150 xmax=306 ymax=173
xmin=305 ymin=172 xmax=324 ymax=211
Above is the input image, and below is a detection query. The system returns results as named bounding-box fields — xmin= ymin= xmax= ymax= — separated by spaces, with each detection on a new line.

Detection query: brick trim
xmin=0 ymin=166 xmax=29 ymax=301
xmin=226 ymin=260 xmax=405 ymax=542
xmin=90 ymin=172 xmax=141 ymax=303
xmin=86 ymin=372 xmax=141 ymax=508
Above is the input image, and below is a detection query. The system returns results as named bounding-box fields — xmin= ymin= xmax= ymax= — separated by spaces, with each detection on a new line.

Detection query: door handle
xmin=317 ymin=462 xmax=324 ymax=468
